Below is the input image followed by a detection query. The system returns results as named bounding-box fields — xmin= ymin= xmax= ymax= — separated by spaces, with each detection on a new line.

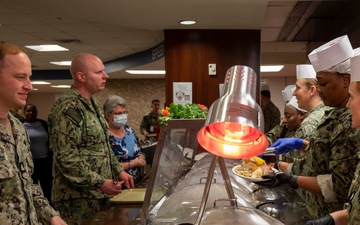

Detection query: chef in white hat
xmin=275 ymin=64 xmax=328 ymax=200
xmin=282 ymin=84 xmax=295 ymax=104
xmin=259 ymin=35 xmax=360 ymax=220
xmin=304 ymin=48 xmax=360 ymax=225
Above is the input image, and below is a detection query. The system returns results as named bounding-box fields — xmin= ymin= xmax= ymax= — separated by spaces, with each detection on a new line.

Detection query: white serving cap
xmin=287 ymin=96 xmax=307 ymax=113
xmin=351 ymin=47 xmax=360 ymax=82
xmin=296 ymin=64 xmax=316 ymax=79
xmin=282 ymin=85 xmax=295 ymax=103
xmin=308 ymin=35 xmax=353 ymax=73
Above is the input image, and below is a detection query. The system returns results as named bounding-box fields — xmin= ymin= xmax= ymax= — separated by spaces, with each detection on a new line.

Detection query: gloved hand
xmin=254 ymin=172 xmax=298 ymax=189
xmin=305 ymin=214 xmax=335 ymax=225
xmin=271 ymin=138 xmax=304 ymax=155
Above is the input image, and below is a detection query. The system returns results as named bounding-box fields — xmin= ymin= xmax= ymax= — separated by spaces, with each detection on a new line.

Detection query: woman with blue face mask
xmin=103 ymin=95 xmax=146 ymax=184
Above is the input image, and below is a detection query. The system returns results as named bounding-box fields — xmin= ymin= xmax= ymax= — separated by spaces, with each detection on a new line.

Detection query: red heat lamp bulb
xmin=197 ymin=121 xmax=267 ymax=159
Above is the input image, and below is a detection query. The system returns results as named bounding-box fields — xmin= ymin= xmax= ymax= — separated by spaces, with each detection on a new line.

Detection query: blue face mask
xmin=113 ymin=114 xmax=128 ymax=127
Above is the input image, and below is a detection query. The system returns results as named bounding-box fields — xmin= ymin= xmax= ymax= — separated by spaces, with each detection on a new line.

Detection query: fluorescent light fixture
xmin=32 ymin=88 xmax=38 ymax=91
xmin=260 ymin=65 xmax=284 ymax=72
xmin=25 ymin=45 xmax=69 ymax=52
xmin=31 ymin=81 xmax=51 ymax=85
xmin=125 ymin=70 xmax=166 ymax=75
xmin=51 ymin=85 xmax=71 ymax=88
xmin=50 ymin=61 xmax=71 ymax=66
xmin=180 ymin=20 xmax=196 ymax=25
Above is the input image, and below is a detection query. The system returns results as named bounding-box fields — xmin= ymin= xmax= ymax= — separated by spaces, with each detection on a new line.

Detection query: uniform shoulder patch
xmin=64 ymin=108 xmax=82 ymax=125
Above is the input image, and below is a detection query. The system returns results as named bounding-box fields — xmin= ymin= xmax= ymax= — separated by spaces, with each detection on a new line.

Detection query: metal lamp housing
xmin=197 ymin=65 xmax=267 ymax=159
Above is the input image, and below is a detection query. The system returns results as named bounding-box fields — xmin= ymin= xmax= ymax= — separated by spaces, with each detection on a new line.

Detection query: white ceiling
xmin=1 ymin=0 xmax=358 ymax=93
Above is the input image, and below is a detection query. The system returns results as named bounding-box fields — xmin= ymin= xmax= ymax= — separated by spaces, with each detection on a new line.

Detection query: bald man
xmin=48 ymin=53 xmax=134 ymax=225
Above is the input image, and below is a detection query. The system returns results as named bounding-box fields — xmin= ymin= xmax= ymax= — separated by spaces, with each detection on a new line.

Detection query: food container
xmin=172 ymin=199 xmax=284 ymax=225
xmin=149 ymin=183 xmax=255 ymax=224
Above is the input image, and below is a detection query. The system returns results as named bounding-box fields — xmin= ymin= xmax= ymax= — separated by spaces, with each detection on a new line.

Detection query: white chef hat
xmin=287 ymin=96 xmax=307 ymax=113
xmin=282 ymin=84 xmax=295 ymax=103
xmin=296 ymin=64 xmax=316 ymax=79
xmin=350 ymin=47 xmax=360 ymax=82
xmin=308 ymin=35 xmax=353 ymax=73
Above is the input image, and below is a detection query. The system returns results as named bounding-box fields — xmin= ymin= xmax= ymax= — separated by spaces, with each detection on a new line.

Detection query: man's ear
xmin=76 ymin=72 xmax=85 ymax=82
xmin=342 ymin=73 xmax=351 ymax=89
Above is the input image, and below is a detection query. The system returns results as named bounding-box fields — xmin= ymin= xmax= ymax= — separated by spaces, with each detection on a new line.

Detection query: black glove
xmin=305 ymin=215 xmax=335 ymax=225
xmin=254 ymin=172 xmax=298 ymax=189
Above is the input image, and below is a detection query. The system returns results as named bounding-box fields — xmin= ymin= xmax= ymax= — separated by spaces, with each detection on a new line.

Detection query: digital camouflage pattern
xmin=291 ymin=103 xmax=329 ymax=201
xmin=347 ymin=151 xmax=360 ymax=225
xmin=54 ymin=198 xmax=109 ymax=225
xmin=48 ymin=87 xmax=123 ymax=224
xmin=303 ymin=107 xmax=360 ymax=218
xmin=0 ymin=113 xmax=58 ymax=225
xmin=139 ymin=111 xmax=161 ymax=137
xmin=291 ymin=103 xmax=329 ymax=176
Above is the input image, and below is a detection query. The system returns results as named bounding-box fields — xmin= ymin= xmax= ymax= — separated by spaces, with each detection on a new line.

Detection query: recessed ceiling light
xmin=125 ymin=70 xmax=166 ymax=74
xmin=260 ymin=65 xmax=284 ymax=72
xmin=31 ymin=81 xmax=51 ymax=85
xmin=50 ymin=61 xmax=71 ymax=66
xmin=179 ymin=20 xmax=196 ymax=25
xmin=25 ymin=45 xmax=69 ymax=52
xmin=32 ymin=88 xmax=38 ymax=91
xmin=51 ymin=85 xmax=71 ymax=88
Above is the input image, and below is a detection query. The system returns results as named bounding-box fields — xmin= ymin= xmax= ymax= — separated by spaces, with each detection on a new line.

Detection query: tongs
xmin=262 ymin=147 xmax=276 ymax=156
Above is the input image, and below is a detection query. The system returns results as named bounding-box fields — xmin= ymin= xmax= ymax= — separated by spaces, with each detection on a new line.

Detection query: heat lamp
xmin=198 ymin=65 xmax=268 ymax=158
xmin=192 ymin=65 xmax=267 ymax=225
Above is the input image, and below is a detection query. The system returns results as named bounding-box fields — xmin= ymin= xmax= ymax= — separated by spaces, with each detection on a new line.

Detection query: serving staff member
xmin=304 ymin=48 xmax=360 ymax=225
xmin=258 ymin=35 xmax=360 ymax=219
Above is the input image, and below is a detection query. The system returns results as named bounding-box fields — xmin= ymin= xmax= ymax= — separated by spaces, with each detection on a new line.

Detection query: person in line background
xmin=48 ymin=53 xmax=134 ymax=225
xmin=260 ymin=35 xmax=360 ymax=219
xmin=103 ymin=95 xmax=146 ymax=184
xmin=0 ymin=41 xmax=66 ymax=224
xmin=23 ymin=103 xmax=53 ymax=206
xmin=261 ymin=89 xmax=281 ymax=133
xmin=140 ymin=99 xmax=161 ymax=142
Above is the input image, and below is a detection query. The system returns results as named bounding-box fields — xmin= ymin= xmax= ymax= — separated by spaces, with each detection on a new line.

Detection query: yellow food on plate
xmin=241 ymin=156 xmax=266 ymax=169
xmin=234 ymin=157 xmax=274 ymax=179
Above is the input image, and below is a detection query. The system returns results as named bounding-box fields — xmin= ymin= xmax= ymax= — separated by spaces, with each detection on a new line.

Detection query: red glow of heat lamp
xmin=197 ymin=122 xmax=267 ymax=159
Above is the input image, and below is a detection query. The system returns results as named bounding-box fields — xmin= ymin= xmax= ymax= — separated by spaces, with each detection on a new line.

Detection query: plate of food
xmin=232 ymin=157 xmax=277 ymax=182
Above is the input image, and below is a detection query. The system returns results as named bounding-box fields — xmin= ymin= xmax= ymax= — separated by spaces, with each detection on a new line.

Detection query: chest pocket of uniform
xmin=81 ymin=122 xmax=108 ymax=151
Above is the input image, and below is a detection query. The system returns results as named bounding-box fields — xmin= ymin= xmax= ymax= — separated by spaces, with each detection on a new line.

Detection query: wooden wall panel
xmin=164 ymin=29 xmax=261 ymax=108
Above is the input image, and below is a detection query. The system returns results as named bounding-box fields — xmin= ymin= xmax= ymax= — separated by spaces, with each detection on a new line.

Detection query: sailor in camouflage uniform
xmin=261 ymin=90 xmax=281 ymax=133
xmin=48 ymin=53 xmax=134 ymax=225
xmin=304 ymin=47 xmax=360 ymax=225
xmin=260 ymin=35 xmax=360 ymax=219
xmin=0 ymin=41 xmax=67 ymax=224
xmin=277 ymin=66 xmax=328 ymax=190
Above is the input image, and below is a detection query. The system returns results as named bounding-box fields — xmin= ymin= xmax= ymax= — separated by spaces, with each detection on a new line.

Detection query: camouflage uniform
xmin=139 ymin=111 xmax=161 ymax=138
xmin=262 ymin=102 xmax=281 ymax=133
xmin=347 ymin=153 xmax=360 ymax=225
xmin=0 ymin=113 xmax=59 ymax=224
xmin=303 ymin=107 xmax=360 ymax=218
xmin=290 ymin=104 xmax=328 ymax=201
xmin=291 ymin=103 xmax=329 ymax=176
xmin=266 ymin=124 xmax=295 ymax=163
xmin=48 ymin=87 xmax=123 ymax=225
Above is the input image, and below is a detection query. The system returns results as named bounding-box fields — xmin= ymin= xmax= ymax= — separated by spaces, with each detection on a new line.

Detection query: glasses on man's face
xmin=113 ymin=110 xmax=129 ymax=115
